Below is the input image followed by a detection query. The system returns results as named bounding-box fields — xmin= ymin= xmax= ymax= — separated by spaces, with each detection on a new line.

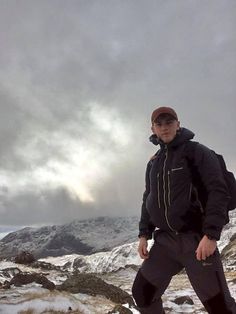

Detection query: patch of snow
xmin=39 ymin=254 xmax=79 ymax=268
xmin=218 ymin=210 xmax=236 ymax=252
xmin=40 ymin=241 xmax=143 ymax=273
xmin=123 ymin=303 xmax=140 ymax=313
xmin=0 ymin=288 xmax=87 ymax=314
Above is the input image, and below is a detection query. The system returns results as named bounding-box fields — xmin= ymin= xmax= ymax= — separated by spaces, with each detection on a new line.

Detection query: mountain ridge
xmin=0 ymin=216 xmax=139 ymax=259
xmin=0 ymin=211 xmax=235 ymax=260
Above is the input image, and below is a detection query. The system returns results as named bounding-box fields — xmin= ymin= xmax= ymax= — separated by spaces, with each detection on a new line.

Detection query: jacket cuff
xmin=138 ymin=231 xmax=153 ymax=240
xmin=202 ymin=228 xmax=222 ymax=241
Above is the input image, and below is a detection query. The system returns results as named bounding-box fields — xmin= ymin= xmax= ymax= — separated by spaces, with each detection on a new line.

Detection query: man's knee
xmin=132 ymin=270 xmax=157 ymax=308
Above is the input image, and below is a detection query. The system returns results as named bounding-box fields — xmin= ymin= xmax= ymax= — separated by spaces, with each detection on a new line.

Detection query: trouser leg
xmin=184 ymin=239 xmax=236 ymax=314
xmin=132 ymin=233 xmax=183 ymax=314
xmin=132 ymin=269 xmax=168 ymax=314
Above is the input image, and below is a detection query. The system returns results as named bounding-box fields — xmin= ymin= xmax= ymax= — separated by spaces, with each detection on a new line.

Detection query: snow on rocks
xmin=40 ymin=241 xmax=142 ymax=274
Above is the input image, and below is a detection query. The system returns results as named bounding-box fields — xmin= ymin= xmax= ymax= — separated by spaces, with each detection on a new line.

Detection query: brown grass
xmin=19 ymin=308 xmax=83 ymax=314
xmin=40 ymin=309 xmax=83 ymax=314
xmin=18 ymin=309 xmax=35 ymax=314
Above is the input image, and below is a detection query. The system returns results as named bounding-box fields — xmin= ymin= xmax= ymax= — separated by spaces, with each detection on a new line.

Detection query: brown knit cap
xmin=151 ymin=106 xmax=178 ymax=123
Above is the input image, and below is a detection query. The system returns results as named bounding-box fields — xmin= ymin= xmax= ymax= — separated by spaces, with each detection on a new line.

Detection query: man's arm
xmin=138 ymin=236 xmax=149 ymax=259
xmin=138 ymin=161 xmax=155 ymax=259
xmin=192 ymin=144 xmax=229 ymax=260
xmin=193 ymin=143 xmax=229 ymax=241
xmin=138 ymin=161 xmax=155 ymax=240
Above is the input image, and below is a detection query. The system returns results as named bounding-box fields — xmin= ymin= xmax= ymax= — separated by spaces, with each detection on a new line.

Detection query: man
xmin=132 ymin=106 xmax=236 ymax=314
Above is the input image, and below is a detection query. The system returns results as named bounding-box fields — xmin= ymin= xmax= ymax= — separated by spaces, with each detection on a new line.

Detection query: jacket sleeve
xmin=193 ymin=144 xmax=229 ymax=240
xmin=138 ymin=161 xmax=155 ymax=239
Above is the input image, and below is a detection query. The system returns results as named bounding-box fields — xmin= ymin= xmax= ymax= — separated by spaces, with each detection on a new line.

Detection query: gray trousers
xmin=132 ymin=231 xmax=236 ymax=314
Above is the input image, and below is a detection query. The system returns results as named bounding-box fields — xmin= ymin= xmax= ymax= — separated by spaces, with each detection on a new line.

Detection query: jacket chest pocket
xmin=168 ymin=163 xmax=192 ymax=202
xmin=170 ymin=165 xmax=191 ymax=184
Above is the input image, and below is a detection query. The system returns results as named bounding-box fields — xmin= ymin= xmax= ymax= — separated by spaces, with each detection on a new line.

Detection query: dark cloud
xmin=0 ymin=187 xmax=96 ymax=226
xmin=0 ymin=0 xmax=235 ymax=226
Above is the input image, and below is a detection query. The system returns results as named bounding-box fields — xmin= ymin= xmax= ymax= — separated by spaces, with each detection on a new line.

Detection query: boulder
xmin=173 ymin=295 xmax=194 ymax=305
xmin=58 ymin=273 xmax=134 ymax=306
xmin=9 ymin=273 xmax=55 ymax=290
xmin=14 ymin=251 xmax=35 ymax=264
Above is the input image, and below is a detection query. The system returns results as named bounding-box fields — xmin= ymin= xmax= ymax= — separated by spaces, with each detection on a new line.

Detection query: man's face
xmin=151 ymin=114 xmax=180 ymax=144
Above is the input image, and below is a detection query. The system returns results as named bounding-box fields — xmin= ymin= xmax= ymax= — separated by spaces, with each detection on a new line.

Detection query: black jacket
xmin=139 ymin=128 xmax=229 ymax=240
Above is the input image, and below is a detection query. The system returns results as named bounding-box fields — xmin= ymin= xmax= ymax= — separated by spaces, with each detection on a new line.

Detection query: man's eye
xmin=155 ymin=120 xmax=173 ymax=127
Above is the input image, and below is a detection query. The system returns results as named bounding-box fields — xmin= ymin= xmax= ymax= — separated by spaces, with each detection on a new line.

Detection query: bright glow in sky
xmin=0 ymin=103 xmax=133 ymax=203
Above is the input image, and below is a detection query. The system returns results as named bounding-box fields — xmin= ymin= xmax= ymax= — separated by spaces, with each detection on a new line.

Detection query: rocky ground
xmin=0 ymin=255 xmax=235 ymax=314
xmin=0 ymin=213 xmax=235 ymax=313
xmin=101 ymin=267 xmax=236 ymax=313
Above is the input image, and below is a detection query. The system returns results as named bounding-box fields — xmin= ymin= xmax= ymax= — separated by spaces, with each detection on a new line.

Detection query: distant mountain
xmin=0 ymin=211 xmax=235 ymax=260
xmin=0 ymin=216 xmax=139 ymax=259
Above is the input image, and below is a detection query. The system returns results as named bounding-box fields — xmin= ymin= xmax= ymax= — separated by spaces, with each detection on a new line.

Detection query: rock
xmin=9 ymin=273 xmax=55 ymax=290
xmin=31 ymin=260 xmax=62 ymax=271
xmin=58 ymin=273 xmax=134 ymax=306
xmin=221 ymin=233 xmax=236 ymax=264
xmin=230 ymin=278 xmax=236 ymax=284
xmin=108 ymin=304 xmax=133 ymax=314
xmin=173 ymin=295 xmax=194 ymax=305
xmin=2 ymin=280 xmax=11 ymax=289
xmin=14 ymin=251 xmax=35 ymax=264
xmin=0 ymin=267 xmax=21 ymax=279
xmin=73 ymin=257 xmax=87 ymax=269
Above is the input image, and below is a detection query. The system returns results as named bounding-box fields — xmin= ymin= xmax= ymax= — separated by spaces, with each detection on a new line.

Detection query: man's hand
xmin=138 ymin=237 xmax=149 ymax=259
xmin=195 ymin=235 xmax=217 ymax=261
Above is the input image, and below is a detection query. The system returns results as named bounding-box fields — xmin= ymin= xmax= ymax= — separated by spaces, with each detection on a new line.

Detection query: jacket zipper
xmin=163 ymin=146 xmax=177 ymax=233
xmin=168 ymin=170 xmax=171 ymax=206
xmin=157 ymin=173 xmax=161 ymax=208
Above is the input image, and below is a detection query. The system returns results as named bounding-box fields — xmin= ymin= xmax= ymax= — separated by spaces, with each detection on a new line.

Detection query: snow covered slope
xmin=0 ymin=216 xmax=139 ymax=259
xmin=40 ymin=222 xmax=236 ymax=275
xmin=0 ymin=211 xmax=235 ymax=260
xmin=40 ymin=241 xmax=143 ymax=273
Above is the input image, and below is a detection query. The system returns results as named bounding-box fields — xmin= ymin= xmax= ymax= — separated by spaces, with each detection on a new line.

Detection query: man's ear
xmin=151 ymin=125 xmax=154 ymax=133
xmin=177 ymin=121 xmax=180 ymax=130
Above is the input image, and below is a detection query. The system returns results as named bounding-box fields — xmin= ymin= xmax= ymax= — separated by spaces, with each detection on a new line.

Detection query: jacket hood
xmin=149 ymin=127 xmax=195 ymax=147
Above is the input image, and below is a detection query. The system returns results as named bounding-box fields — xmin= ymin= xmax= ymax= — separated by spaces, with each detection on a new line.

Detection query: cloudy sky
xmin=0 ymin=0 xmax=235 ymax=228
